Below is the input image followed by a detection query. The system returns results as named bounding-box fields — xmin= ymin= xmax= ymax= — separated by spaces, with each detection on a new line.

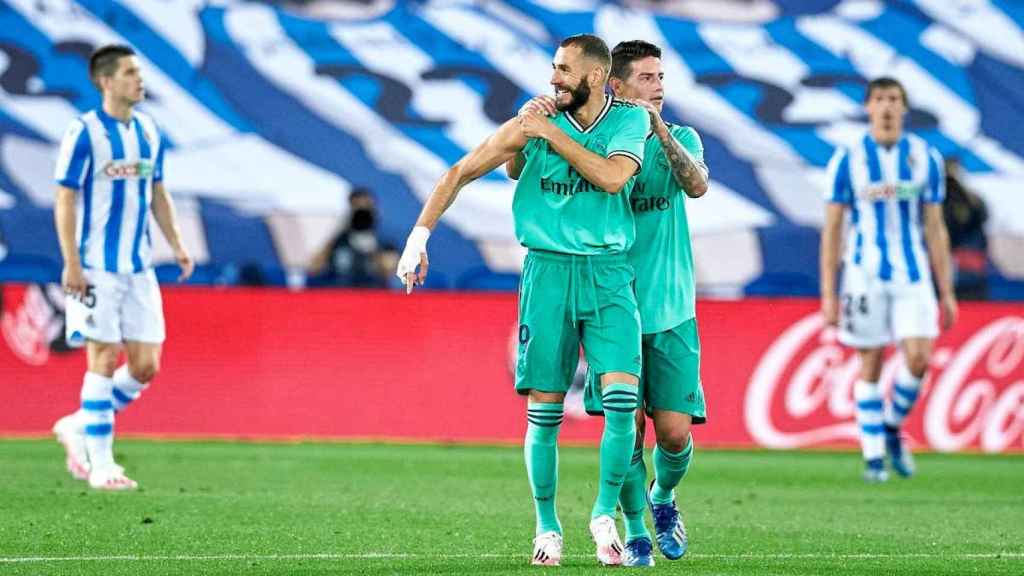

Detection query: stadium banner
xmin=2 ymin=283 xmax=1022 ymax=453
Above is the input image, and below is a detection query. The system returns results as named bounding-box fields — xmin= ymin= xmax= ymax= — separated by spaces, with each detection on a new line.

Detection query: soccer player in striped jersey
xmin=51 ymin=44 xmax=193 ymax=491
xmin=820 ymin=77 xmax=957 ymax=482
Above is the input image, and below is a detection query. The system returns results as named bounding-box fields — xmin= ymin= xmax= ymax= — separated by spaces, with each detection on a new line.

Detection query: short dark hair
xmin=865 ymin=76 xmax=908 ymax=105
xmin=560 ymin=34 xmax=611 ymax=77
xmin=610 ymin=40 xmax=662 ymax=81
xmin=89 ymin=44 xmax=135 ymax=88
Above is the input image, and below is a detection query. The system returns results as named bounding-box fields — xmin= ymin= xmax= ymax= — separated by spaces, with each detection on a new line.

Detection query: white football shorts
xmin=65 ymin=268 xmax=166 ymax=347
xmin=837 ymin=264 xmax=939 ymax=349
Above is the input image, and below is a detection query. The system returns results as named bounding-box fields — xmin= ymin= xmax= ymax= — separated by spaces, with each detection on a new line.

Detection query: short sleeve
xmin=153 ymin=136 xmax=166 ymax=183
xmin=925 ymin=147 xmax=945 ymax=203
xmin=672 ymin=125 xmax=705 ymax=164
xmin=54 ymin=120 xmax=91 ymax=189
xmin=824 ymin=147 xmax=852 ymax=204
xmin=147 ymin=119 xmax=167 ymax=183
xmin=606 ymin=105 xmax=650 ymax=171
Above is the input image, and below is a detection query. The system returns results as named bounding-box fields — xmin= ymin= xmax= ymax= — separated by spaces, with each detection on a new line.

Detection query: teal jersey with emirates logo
xmin=629 ymin=124 xmax=705 ymax=333
xmin=512 ymin=97 xmax=650 ymax=255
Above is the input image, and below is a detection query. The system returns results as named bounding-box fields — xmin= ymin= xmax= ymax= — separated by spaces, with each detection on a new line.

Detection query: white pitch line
xmin=1 ymin=552 xmax=1022 ymax=563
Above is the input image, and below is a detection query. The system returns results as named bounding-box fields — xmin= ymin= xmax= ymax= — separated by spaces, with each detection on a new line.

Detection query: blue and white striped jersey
xmin=54 ymin=108 xmax=165 ymax=274
xmin=825 ymin=132 xmax=944 ymax=285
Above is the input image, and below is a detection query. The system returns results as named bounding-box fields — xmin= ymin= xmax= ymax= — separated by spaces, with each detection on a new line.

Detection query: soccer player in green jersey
xmin=396 ymin=34 xmax=651 ymax=566
xmin=521 ymin=40 xmax=709 ymax=566
xmin=610 ymin=40 xmax=709 ymax=566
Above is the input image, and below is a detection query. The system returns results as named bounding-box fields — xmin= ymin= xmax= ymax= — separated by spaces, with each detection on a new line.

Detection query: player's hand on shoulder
xmin=175 ymin=247 xmax=194 ymax=282
xmin=62 ymin=263 xmax=87 ymax=297
xmin=622 ymin=98 xmax=666 ymax=133
xmin=518 ymin=95 xmax=557 ymax=118
xmin=397 ymin=226 xmax=430 ymax=295
xmin=518 ymin=110 xmax=553 ymax=140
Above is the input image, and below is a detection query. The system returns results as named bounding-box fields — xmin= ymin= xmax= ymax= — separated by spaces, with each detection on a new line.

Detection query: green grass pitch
xmin=1 ymin=438 xmax=1021 ymax=575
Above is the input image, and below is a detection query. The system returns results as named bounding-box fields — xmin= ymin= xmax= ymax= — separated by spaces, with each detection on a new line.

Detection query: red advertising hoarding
xmin=2 ymin=284 xmax=1022 ymax=452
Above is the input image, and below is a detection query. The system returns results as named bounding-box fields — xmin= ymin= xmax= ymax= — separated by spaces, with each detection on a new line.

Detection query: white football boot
xmin=53 ymin=413 xmax=90 ymax=481
xmin=531 ymin=531 xmax=562 ymax=566
xmin=88 ymin=464 xmax=138 ymax=491
xmin=589 ymin=514 xmax=624 ymax=566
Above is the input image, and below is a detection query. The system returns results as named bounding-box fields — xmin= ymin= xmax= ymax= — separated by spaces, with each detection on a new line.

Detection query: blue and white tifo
xmin=0 ymin=0 xmax=1021 ymax=297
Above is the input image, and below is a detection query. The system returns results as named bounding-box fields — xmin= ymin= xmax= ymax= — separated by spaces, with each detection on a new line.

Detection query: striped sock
xmin=111 ymin=365 xmax=147 ymax=412
xmin=651 ymin=435 xmax=693 ymax=505
xmin=80 ymin=372 xmax=115 ymax=470
xmin=592 ymin=383 xmax=638 ymax=518
xmin=854 ymin=380 xmax=885 ymax=462
xmin=620 ymin=445 xmax=651 ymax=541
xmin=884 ymin=363 xmax=922 ymax=428
xmin=525 ymin=402 xmax=564 ymax=535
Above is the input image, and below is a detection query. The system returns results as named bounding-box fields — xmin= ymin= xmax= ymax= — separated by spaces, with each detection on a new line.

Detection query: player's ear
xmin=608 ymin=76 xmax=622 ymax=96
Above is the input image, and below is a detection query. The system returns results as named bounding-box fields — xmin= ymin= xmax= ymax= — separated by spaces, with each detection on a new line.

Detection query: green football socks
xmin=651 ymin=434 xmax=693 ymax=505
xmin=592 ymin=383 xmax=638 ymax=518
xmin=620 ymin=444 xmax=651 ymax=541
xmin=525 ymin=402 xmax=564 ymax=535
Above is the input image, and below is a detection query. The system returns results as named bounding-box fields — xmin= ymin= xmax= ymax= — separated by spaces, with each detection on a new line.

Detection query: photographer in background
xmin=308 ymin=187 xmax=381 ymax=288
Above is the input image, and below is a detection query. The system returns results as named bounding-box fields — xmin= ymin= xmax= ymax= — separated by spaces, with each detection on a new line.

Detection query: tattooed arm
xmin=634 ymin=100 xmax=708 ymax=198
xmin=654 ymin=125 xmax=708 ymax=198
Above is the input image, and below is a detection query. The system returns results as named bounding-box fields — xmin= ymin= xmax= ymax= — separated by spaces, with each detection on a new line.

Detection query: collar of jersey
xmin=563 ymin=95 xmax=613 ymax=134
xmin=97 ymin=107 xmax=136 ymax=130
xmin=864 ymin=131 xmax=908 ymax=152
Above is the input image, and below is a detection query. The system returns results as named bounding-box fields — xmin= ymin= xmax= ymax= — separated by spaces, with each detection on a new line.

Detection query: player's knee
xmin=905 ymin=353 xmax=929 ymax=379
xmin=600 ymin=371 xmax=639 ymax=388
xmin=659 ymin=428 xmax=691 ymax=453
xmin=130 ymin=359 xmax=160 ymax=383
xmin=90 ymin=347 xmax=120 ymax=376
xmin=94 ymin=357 xmax=119 ymax=376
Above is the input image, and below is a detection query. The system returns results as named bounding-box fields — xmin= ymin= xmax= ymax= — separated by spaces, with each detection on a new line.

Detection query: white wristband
xmin=396 ymin=226 xmax=431 ymax=282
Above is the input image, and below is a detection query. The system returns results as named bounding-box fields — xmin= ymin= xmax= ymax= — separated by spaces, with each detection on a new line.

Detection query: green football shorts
xmin=585 ymin=317 xmax=706 ymax=422
xmin=514 ymin=249 xmax=642 ymax=395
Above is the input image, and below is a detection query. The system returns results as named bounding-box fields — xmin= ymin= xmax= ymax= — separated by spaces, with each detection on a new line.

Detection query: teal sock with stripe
xmin=525 ymin=402 xmax=564 ymax=535
xmin=651 ymin=435 xmax=693 ymax=505
xmin=620 ymin=444 xmax=651 ymax=541
xmin=592 ymin=383 xmax=638 ymax=518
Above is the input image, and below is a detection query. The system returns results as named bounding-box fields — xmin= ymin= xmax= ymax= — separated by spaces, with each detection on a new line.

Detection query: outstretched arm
xmin=414 ymin=118 xmax=526 ymax=230
xmin=398 ymin=118 xmax=526 ymax=293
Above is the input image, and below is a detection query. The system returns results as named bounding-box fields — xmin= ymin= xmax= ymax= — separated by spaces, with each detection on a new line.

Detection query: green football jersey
xmin=629 ymin=124 xmax=705 ymax=334
xmin=512 ymin=97 xmax=650 ymax=255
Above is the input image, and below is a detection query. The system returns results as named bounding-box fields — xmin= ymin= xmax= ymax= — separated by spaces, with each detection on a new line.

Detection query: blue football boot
xmin=885 ymin=425 xmax=915 ymax=478
xmin=623 ymin=536 xmax=655 ymax=567
xmin=863 ymin=457 xmax=890 ymax=483
xmin=648 ymin=481 xmax=688 ymax=560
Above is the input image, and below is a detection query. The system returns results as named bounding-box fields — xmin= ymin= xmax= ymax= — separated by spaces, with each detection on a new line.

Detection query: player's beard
xmin=556 ymin=80 xmax=591 ymax=113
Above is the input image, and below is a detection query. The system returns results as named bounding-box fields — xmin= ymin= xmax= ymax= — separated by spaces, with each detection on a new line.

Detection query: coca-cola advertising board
xmin=1 ymin=283 xmax=1021 ymax=452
